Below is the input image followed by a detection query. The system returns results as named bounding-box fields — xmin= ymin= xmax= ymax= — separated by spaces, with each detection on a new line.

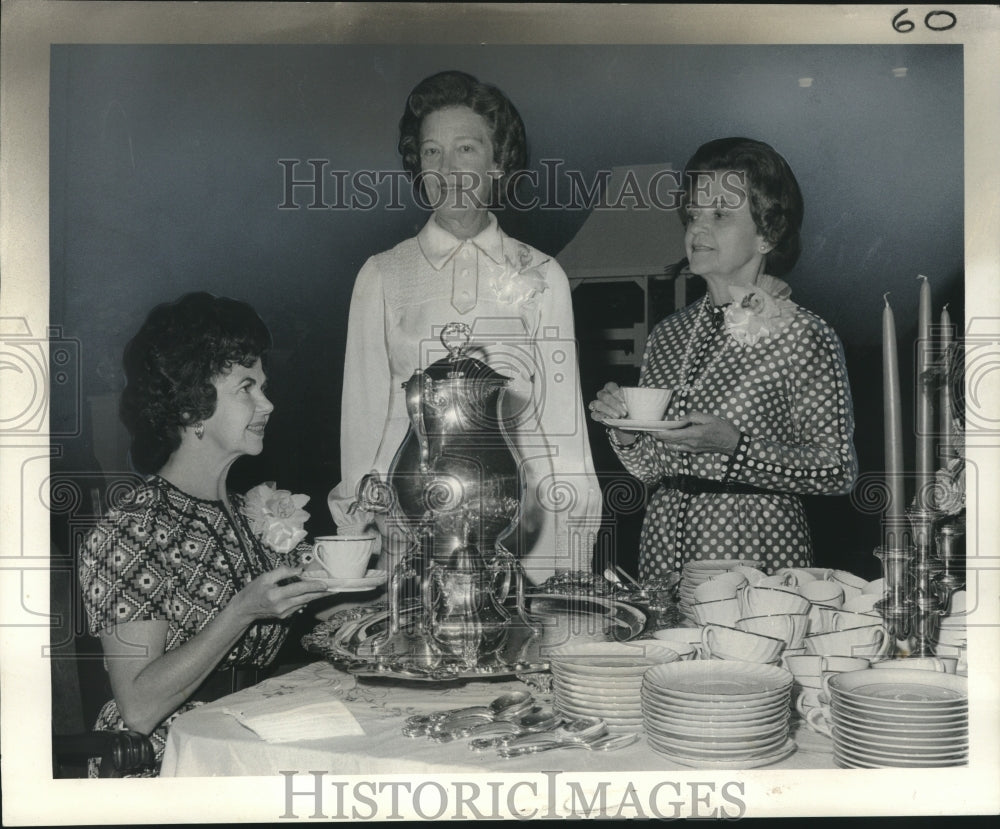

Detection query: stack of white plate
xmin=641 ymin=661 xmax=795 ymax=768
xmin=826 ymin=669 xmax=968 ymax=768
xmin=548 ymin=642 xmax=681 ymax=732
xmin=678 ymin=559 xmax=763 ymax=621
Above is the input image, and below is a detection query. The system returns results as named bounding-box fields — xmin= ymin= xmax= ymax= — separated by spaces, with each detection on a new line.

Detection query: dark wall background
xmin=49 ymin=44 xmax=963 ymax=578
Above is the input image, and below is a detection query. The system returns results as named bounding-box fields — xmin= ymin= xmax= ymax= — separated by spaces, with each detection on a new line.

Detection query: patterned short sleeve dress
xmin=79 ymin=475 xmax=307 ymax=775
xmin=610 ymin=276 xmax=858 ymax=579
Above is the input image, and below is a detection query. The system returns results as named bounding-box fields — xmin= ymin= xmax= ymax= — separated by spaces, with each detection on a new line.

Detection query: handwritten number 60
xmin=893 ymin=9 xmax=958 ymax=33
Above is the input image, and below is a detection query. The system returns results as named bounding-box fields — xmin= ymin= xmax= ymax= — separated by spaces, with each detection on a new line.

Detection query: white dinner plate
xmin=303 ymin=568 xmax=387 ymax=592
xmin=832 ymin=727 xmax=967 ymax=756
xmin=553 ymin=682 xmax=641 ymax=706
xmin=605 ymin=418 xmax=689 ymax=432
xmin=644 ymin=716 xmax=789 ymax=743
xmin=830 ymin=702 xmax=968 ymax=730
xmin=830 ymin=698 xmax=967 ymax=719
xmin=649 ymin=737 xmax=797 ymax=769
xmin=645 ymin=723 xmax=788 ymax=752
xmin=643 ymin=704 xmax=789 ymax=732
xmin=644 ymin=662 xmax=793 ymax=699
xmin=553 ymin=702 xmax=643 ymax=727
xmin=833 ymin=741 xmax=968 ymax=767
xmin=641 ymin=684 xmax=790 ymax=713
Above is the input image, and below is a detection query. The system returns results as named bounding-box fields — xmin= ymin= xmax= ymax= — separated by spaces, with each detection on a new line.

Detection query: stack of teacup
xmin=677 ymin=559 xmax=763 ymax=622
xmin=684 ymin=578 xmax=812 ymax=666
xmin=783 ymin=654 xmax=871 ymax=728
xmin=794 ymin=570 xmax=890 ymax=661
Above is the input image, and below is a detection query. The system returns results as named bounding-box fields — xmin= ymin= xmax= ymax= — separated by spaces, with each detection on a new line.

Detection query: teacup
xmin=756 ymin=574 xmax=796 ymax=588
xmin=841 ymin=593 xmax=882 ymax=614
xmin=798 ymin=580 xmax=845 ymax=608
xmin=862 ymin=577 xmax=886 ymax=596
xmin=871 ymin=656 xmax=958 ymax=674
xmin=774 ymin=567 xmax=818 ymax=587
xmin=738 ymin=585 xmax=811 ymax=617
xmin=801 ymin=567 xmax=834 ymax=580
xmin=650 ymin=626 xmax=703 ymax=645
xmin=830 ymin=610 xmax=883 ymax=631
xmin=733 ymin=565 xmax=767 ymax=585
xmin=647 ymin=633 xmax=699 ymax=660
xmin=804 ymin=625 xmax=890 ymax=658
xmin=795 ymin=688 xmax=829 ymax=720
xmin=783 ymin=654 xmax=870 ymax=685
xmin=807 ymin=602 xmax=840 ymax=635
xmin=805 ymin=706 xmax=834 ymax=738
xmin=693 ymin=575 xmax=745 ymax=603
xmin=691 ymin=597 xmax=741 ymax=627
xmin=826 ymin=569 xmax=867 ymax=600
xmin=737 ymin=613 xmax=810 ymax=649
xmin=313 ymin=533 xmax=378 ymax=579
xmin=701 ymin=624 xmax=785 ymax=664
xmin=621 ymin=386 xmax=672 ymax=421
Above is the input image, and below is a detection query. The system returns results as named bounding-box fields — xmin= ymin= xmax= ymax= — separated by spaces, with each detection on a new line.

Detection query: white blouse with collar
xmin=328 ymin=214 xmax=601 ymax=582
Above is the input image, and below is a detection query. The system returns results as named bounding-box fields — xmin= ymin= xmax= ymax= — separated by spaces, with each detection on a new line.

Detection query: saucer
xmin=305 ymin=568 xmax=387 ymax=592
xmin=605 ymin=418 xmax=689 ymax=432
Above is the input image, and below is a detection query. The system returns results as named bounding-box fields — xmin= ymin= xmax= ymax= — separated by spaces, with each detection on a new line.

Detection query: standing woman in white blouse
xmin=328 ymin=70 xmax=601 ymax=584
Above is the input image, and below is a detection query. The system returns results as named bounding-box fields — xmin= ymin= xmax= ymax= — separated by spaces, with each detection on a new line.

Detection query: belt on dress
xmin=662 ymin=475 xmax=773 ymax=496
xmin=189 ymin=666 xmax=261 ymax=703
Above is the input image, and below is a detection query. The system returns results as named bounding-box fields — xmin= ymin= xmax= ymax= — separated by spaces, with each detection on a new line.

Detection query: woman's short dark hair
xmin=398 ymin=69 xmax=527 ymax=204
xmin=682 ymin=137 xmax=805 ymax=276
xmin=120 ymin=292 xmax=271 ymax=473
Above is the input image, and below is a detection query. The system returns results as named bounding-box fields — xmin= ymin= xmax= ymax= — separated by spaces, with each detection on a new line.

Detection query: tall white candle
xmin=940 ymin=304 xmax=954 ymax=462
xmin=916 ymin=275 xmax=934 ymax=507
xmin=883 ymin=294 xmax=905 ymax=526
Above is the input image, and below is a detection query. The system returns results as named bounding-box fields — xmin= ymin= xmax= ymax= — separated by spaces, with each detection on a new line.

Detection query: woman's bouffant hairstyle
xmin=397 ymin=69 xmax=527 ymax=205
xmin=119 ymin=292 xmax=271 ymax=473
xmin=682 ymin=137 xmax=805 ymax=277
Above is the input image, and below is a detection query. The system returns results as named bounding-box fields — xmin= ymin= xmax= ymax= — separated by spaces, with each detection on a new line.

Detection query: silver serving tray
xmin=303 ymin=593 xmax=647 ymax=682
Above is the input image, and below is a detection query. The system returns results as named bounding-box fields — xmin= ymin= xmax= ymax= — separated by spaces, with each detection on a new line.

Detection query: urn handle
xmin=405 ymin=369 xmax=431 ymax=472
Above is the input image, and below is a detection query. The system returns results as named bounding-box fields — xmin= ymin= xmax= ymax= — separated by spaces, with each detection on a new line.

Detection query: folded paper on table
xmin=221 ymin=687 xmax=365 ymax=743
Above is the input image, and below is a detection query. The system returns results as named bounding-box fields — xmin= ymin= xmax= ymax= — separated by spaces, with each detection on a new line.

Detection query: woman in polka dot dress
xmin=589 ymin=138 xmax=857 ymax=579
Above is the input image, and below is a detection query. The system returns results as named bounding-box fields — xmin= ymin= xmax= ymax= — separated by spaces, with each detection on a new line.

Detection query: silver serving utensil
xmin=498 ymin=732 xmax=640 ymax=757
xmin=421 ymin=691 xmax=535 ymax=724
xmin=468 ymin=716 xmax=605 ymax=751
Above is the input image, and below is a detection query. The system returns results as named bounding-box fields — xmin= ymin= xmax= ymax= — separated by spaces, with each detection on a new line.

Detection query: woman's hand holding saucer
xmin=648 ymin=411 xmax=740 ymax=454
xmin=236 ymin=565 xmax=331 ymax=621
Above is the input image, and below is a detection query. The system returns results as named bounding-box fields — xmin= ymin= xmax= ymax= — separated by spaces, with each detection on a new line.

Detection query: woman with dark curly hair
xmin=79 ymin=292 xmax=328 ymax=775
xmin=589 ymin=138 xmax=858 ymax=579
xmin=329 ymin=70 xmax=601 ymax=583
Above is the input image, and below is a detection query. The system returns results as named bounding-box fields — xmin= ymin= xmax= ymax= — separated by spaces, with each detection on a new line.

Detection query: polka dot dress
xmin=610 ymin=285 xmax=857 ymax=580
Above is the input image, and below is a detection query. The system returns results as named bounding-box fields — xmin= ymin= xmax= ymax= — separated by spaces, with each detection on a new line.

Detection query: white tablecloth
xmin=159 ymin=661 xmax=837 ymax=776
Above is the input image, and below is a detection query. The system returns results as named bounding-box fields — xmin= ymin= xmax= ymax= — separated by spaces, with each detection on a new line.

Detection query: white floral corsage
xmin=244 ymin=482 xmax=310 ymax=554
xmin=723 ymin=278 xmax=793 ymax=346
xmin=489 ymin=244 xmax=549 ymax=306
